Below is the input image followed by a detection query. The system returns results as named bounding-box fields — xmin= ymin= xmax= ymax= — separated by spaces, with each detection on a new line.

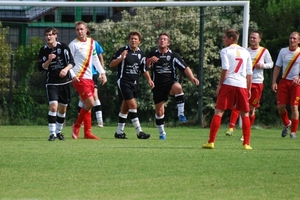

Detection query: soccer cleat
xmin=178 ymin=115 xmax=187 ymax=123
xmin=290 ymin=132 xmax=297 ymax=139
xmin=84 ymin=133 xmax=100 ymax=140
xmin=97 ymin=121 xmax=104 ymax=128
xmin=72 ymin=124 xmax=80 ymax=140
xmin=137 ymin=131 xmax=150 ymax=139
xmin=282 ymin=120 xmax=291 ymax=137
xmin=239 ymin=135 xmax=244 ymax=141
xmin=48 ymin=134 xmax=56 ymax=141
xmin=202 ymin=142 xmax=214 ymax=149
xmin=56 ymin=132 xmax=65 ymax=140
xmin=225 ymin=128 xmax=234 ymax=136
xmin=159 ymin=135 xmax=166 ymax=140
xmin=243 ymin=144 xmax=252 ymax=150
xmin=114 ymin=132 xmax=128 ymax=139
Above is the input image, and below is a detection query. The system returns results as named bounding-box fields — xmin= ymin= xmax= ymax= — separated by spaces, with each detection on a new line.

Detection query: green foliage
xmin=89 ymin=6 xmax=258 ymax=125
xmin=0 ymin=23 xmax=12 ymax=94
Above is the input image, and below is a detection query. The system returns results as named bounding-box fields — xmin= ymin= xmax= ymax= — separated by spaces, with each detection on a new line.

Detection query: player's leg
xmin=170 ymin=82 xmax=186 ymax=123
xmin=155 ymin=101 xmax=166 ymax=140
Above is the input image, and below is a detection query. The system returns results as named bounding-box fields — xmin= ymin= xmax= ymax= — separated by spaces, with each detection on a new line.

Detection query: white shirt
xmin=248 ymin=47 xmax=273 ymax=84
xmin=275 ymin=47 xmax=300 ymax=80
xmin=69 ymin=38 xmax=105 ymax=80
xmin=221 ymin=44 xmax=252 ymax=88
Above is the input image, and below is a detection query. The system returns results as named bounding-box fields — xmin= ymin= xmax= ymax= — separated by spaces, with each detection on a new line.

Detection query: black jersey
xmin=38 ymin=42 xmax=75 ymax=85
xmin=147 ymin=49 xmax=188 ymax=85
xmin=110 ymin=45 xmax=147 ymax=81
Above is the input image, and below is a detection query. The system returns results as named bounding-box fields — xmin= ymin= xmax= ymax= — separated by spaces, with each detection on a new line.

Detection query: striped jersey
xmin=248 ymin=46 xmax=273 ymax=84
xmin=147 ymin=49 xmax=187 ymax=85
xmin=221 ymin=44 xmax=252 ymax=88
xmin=38 ymin=42 xmax=75 ymax=85
xmin=69 ymin=38 xmax=105 ymax=80
xmin=110 ymin=45 xmax=147 ymax=81
xmin=275 ymin=47 xmax=300 ymax=80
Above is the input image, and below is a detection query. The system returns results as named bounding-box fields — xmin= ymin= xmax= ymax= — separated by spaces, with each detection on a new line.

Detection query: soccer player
xmin=38 ymin=27 xmax=75 ymax=141
xmin=272 ymin=31 xmax=300 ymax=139
xmin=69 ymin=21 xmax=107 ymax=140
xmin=110 ymin=31 xmax=154 ymax=139
xmin=202 ymin=28 xmax=253 ymax=150
xmin=146 ymin=32 xmax=199 ymax=140
xmin=77 ymin=39 xmax=105 ymax=127
xmin=225 ymin=31 xmax=274 ymax=140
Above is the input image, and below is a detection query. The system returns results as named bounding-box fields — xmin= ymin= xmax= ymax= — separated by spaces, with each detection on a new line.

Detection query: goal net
xmin=0 ymin=1 xmax=253 ymax=125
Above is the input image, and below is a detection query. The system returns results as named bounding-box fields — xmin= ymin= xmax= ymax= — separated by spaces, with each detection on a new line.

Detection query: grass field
xmin=0 ymin=125 xmax=299 ymax=200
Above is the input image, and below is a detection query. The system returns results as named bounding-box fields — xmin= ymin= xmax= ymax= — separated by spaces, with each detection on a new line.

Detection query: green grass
xmin=0 ymin=125 xmax=300 ymax=200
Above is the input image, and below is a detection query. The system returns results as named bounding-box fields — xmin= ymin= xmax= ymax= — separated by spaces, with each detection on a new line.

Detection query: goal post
xmin=0 ymin=1 xmax=250 ymax=126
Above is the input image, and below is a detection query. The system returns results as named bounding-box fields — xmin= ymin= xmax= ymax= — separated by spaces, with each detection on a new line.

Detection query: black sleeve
xmin=110 ymin=47 xmax=126 ymax=63
xmin=37 ymin=47 xmax=46 ymax=72
xmin=61 ymin=43 xmax=75 ymax=68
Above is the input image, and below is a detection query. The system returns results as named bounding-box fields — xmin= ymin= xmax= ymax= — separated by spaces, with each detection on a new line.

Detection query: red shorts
xmin=216 ymin=84 xmax=250 ymax=112
xmin=277 ymin=79 xmax=300 ymax=105
xmin=249 ymin=83 xmax=263 ymax=108
xmin=72 ymin=79 xmax=94 ymax=101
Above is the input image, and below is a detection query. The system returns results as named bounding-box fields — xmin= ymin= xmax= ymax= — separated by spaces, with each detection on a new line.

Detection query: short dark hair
xmin=44 ymin=27 xmax=58 ymax=36
xmin=158 ymin=32 xmax=171 ymax=42
xmin=128 ymin=31 xmax=142 ymax=41
xmin=224 ymin=28 xmax=239 ymax=42
xmin=251 ymin=30 xmax=262 ymax=39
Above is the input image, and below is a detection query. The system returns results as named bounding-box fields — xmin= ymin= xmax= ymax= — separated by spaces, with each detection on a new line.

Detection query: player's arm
xmin=263 ymin=50 xmax=274 ymax=69
xmin=184 ymin=67 xmax=199 ymax=85
xmin=272 ymin=65 xmax=281 ymax=92
xmin=98 ymin=54 xmax=105 ymax=69
xmin=109 ymin=48 xmax=127 ymax=68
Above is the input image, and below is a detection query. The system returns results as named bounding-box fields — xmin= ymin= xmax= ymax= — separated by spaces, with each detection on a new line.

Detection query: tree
xmin=89 ymin=6 xmax=258 ymax=125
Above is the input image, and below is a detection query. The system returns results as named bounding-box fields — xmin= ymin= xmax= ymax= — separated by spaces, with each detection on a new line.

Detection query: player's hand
xmin=191 ymin=77 xmax=199 ymax=85
xmin=148 ymin=80 xmax=155 ymax=89
xmin=292 ymin=76 xmax=300 ymax=85
xmin=248 ymin=90 xmax=251 ymax=100
xmin=100 ymin=74 xmax=107 ymax=85
xmin=72 ymin=76 xmax=80 ymax=83
xmin=254 ymin=62 xmax=263 ymax=69
xmin=121 ymin=50 xmax=128 ymax=60
xmin=149 ymin=56 xmax=159 ymax=63
xmin=272 ymin=83 xmax=277 ymax=93
xmin=48 ymin=54 xmax=56 ymax=61
xmin=59 ymin=68 xmax=68 ymax=78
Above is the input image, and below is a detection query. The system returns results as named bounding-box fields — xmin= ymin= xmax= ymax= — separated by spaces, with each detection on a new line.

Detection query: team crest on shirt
xmin=138 ymin=54 xmax=141 ymax=60
xmin=167 ymin=55 xmax=171 ymax=61
xmin=57 ymin=48 xmax=61 ymax=55
xmin=236 ymin=50 xmax=241 ymax=57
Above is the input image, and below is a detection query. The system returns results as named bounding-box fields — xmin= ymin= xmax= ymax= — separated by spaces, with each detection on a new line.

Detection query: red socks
xmin=208 ymin=115 xmax=222 ymax=143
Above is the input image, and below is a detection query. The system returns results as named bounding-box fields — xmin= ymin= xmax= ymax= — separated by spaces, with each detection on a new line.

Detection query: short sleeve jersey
xmin=275 ymin=47 xmax=300 ymax=80
xmin=69 ymin=37 xmax=104 ymax=80
xmin=221 ymin=44 xmax=252 ymax=88
xmin=92 ymin=41 xmax=104 ymax=75
xmin=38 ymin=42 xmax=75 ymax=85
xmin=110 ymin=45 xmax=146 ymax=81
xmin=147 ymin=49 xmax=188 ymax=85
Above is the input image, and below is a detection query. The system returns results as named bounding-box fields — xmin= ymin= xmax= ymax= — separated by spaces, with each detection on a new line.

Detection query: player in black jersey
xmin=110 ymin=31 xmax=154 ymax=139
xmin=38 ymin=27 xmax=76 ymax=141
xmin=147 ymin=32 xmax=199 ymax=140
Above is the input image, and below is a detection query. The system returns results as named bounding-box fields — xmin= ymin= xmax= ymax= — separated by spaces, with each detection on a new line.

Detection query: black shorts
xmin=46 ymin=83 xmax=70 ymax=105
xmin=93 ymin=74 xmax=99 ymax=89
xmin=117 ymin=79 xmax=138 ymax=101
xmin=152 ymin=81 xmax=176 ymax=104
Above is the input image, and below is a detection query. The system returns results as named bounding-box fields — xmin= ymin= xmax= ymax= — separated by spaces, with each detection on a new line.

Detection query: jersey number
xmin=234 ymin=58 xmax=243 ymax=73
